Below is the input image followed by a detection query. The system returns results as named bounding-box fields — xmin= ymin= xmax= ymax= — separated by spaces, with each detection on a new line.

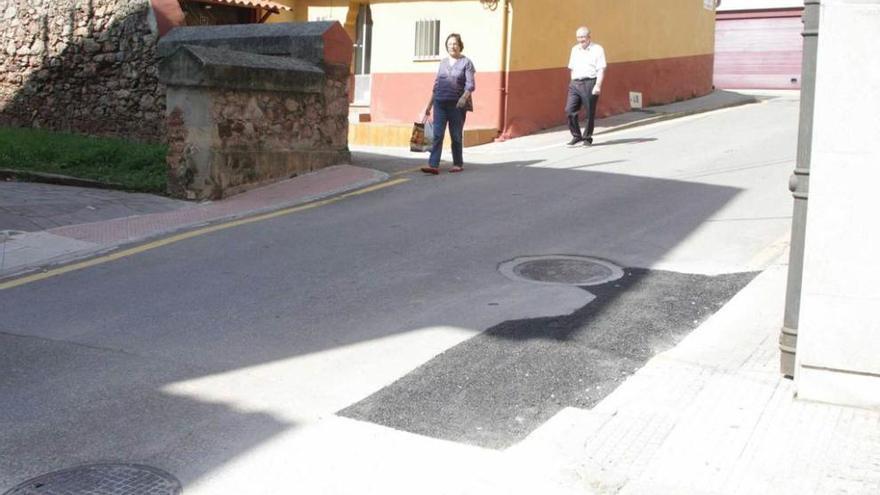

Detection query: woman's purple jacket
xmin=432 ymin=56 xmax=476 ymax=101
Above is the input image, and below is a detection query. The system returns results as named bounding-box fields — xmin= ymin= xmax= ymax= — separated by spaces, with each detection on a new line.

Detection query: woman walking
xmin=420 ymin=33 xmax=475 ymax=174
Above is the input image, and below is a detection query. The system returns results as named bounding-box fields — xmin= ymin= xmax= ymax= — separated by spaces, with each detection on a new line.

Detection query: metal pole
xmin=780 ymin=0 xmax=820 ymax=378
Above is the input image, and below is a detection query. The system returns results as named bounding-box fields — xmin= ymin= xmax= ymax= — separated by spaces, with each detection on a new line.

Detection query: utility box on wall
xmin=158 ymin=22 xmax=352 ymax=200
xmin=629 ymin=92 xmax=643 ymax=109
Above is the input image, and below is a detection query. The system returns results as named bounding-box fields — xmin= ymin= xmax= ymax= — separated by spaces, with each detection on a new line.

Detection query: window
xmin=354 ymin=4 xmax=372 ymax=75
xmin=414 ymin=20 xmax=440 ymax=60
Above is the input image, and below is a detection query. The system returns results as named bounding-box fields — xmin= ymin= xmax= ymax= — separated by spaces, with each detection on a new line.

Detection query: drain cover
xmin=4 ymin=464 xmax=181 ymax=495
xmin=499 ymin=255 xmax=624 ymax=286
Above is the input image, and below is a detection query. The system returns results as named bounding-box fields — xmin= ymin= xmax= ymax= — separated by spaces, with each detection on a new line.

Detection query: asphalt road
xmin=0 ymin=92 xmax=798 ymax=491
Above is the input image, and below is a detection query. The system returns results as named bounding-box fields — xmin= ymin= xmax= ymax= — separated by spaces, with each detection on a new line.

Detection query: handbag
xmin=409 ymin=120 xmax=434 ymax=152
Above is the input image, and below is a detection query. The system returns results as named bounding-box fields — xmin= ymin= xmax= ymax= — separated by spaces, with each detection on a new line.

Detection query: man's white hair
xmin=576 ymin=26 xmax=590 ymax=36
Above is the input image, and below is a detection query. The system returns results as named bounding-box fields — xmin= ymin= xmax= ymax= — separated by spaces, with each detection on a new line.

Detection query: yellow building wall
xmin=498 ymin=0 xmax=716 ymax=138
xmin=364 ymin=1 xmax=503 ymax=128
xmin=271 ymin=0 xmax=714 ymax=79
xmin=269 ymin=1 xmax=340 ymax=24
xmin=267 ymin=0 xmax=716 ymax=139
xmin=508 ymin=0 xmax=715 ymax=71
xmin=272 ymin=1 xmax=503 ymax=72
xmin=270 ymin=1 xmax=308 ymax=22
xmin=367 ymin=1 xmax=503 ymax=73
xmin=270 ymin=1 xmax=505 ymax=129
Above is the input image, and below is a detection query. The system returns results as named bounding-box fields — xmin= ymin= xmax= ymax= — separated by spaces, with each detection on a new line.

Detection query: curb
xmin=0 ymin=168 xmax=136 ymax=192
xmin=594 ymin=94 xmax=760 ymax=137
xmin=0 ymin=167 xmax=390 ymax=285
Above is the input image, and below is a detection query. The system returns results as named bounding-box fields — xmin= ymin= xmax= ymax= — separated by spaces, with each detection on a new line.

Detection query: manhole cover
xmin=4 ymin=464 xmax=181 ymax=495
xmin=498 ymin=255 xmax=624 ymax=286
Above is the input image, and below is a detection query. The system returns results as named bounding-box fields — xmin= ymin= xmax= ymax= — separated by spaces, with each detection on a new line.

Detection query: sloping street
xmin=0 ymin=92 xmax=802 ymax=493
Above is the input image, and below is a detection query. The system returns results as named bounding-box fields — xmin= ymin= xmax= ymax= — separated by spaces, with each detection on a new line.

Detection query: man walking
xmin=565 ymin=26 xmax=606 ymax=146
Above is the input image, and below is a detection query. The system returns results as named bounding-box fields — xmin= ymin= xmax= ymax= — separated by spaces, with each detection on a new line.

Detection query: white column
xmin=795 ymin=0 xmax=880 ymax=408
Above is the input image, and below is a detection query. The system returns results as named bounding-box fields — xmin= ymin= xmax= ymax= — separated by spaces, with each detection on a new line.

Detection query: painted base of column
xmin=796 ymin=364 xmax=880 ymax=410
xmin=779 ymin=325 xmax=797 ymax=378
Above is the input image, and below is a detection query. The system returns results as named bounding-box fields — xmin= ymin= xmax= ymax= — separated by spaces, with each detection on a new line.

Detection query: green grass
xmin=0 ymin=126 xmax=167 ymax=194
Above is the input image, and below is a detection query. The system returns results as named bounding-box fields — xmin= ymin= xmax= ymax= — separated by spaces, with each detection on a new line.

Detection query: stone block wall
xmin=0 ymin=0 xmax=165 ymax=142
xmin=165 ymin=71 xmax=350 ymax=200
xmin=159 ymin=22 xmax=353 ymax=200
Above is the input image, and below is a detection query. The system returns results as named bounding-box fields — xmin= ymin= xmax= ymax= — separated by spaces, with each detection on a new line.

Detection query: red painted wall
xmin=369 ymin=72 xmax=503 ymax=129
xmin=369 ymin=53 xmax=713 ymax=139
xmin=503 ymin=54 xmax=713 ymax=139
xmin=150 ymin=0 xmax=185 ymax=36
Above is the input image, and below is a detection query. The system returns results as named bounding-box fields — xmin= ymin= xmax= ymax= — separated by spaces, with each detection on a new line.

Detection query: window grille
xmin=414 ymin=20 xmax=441 ymax=60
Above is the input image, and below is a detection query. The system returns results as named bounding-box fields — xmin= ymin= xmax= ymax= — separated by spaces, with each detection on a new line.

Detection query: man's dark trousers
xmin=565 ymin=78 xmax=599 ymax=141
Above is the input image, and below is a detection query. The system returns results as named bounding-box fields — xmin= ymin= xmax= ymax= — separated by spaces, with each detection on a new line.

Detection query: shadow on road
xmin=0 ymin=155 xmax=746 ymax=487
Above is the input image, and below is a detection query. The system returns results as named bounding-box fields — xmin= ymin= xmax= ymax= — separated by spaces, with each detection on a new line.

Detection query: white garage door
xmin=714 ymin=12 xmax=803 ymax=89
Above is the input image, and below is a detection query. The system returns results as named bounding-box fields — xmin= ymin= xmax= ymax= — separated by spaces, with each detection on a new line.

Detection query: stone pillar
xmin=158 ymin=22 xmax=352 ymax=200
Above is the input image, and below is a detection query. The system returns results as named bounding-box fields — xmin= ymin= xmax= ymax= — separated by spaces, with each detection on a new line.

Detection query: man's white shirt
xmin=568 ymin=42 xmax=606 ymax=80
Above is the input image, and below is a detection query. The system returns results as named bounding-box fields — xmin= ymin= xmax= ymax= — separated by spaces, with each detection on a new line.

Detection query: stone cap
xmin=157 ymin=21 xmax=352 ymax=67
xmin=158 ymin=44 xmax=325 ymax=93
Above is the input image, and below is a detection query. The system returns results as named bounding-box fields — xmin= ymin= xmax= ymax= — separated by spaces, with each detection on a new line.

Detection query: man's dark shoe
xmin=567 ymin=137 xmax=583 ymax=146
xmin=583 ymin=137 xmax=593 ymax=146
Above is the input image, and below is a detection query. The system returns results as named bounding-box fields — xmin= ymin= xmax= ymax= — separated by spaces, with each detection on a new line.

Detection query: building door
xmin=353 ymin=3 xmax=373 ymax=105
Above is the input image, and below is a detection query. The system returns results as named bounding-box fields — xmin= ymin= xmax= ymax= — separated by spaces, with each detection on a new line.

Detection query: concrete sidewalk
xmin=501 ymin=256 xmax=880 ymax=494
xmin=464 ymin=89 xmax=760 ymax=156
xmin=594 ymin=88 xmax=761 ymax=136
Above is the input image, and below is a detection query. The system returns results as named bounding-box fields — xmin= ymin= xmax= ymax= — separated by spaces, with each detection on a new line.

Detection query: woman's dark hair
xmin=445 ymin=33 xmax=464 ymax=52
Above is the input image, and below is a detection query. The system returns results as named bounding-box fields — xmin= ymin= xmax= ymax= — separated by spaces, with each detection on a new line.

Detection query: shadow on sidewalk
xmin=592 ymin=137 xmax=657 ymax=146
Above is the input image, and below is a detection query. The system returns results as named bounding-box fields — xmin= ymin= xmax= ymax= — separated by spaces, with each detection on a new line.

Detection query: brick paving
xmin=0 ymin=165 xmax=387 ymax=278
xmin=0 ymin=181 xmax=189 ymax=233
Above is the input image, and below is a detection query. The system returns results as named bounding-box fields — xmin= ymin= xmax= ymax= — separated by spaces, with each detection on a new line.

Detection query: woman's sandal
xmin=420 ymin=166 xmax=440 ymax=175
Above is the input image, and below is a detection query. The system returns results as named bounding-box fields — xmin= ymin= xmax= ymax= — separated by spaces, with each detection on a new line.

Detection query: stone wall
xmin=159 ymin=22 xmax=352 ymax=200
xmin=165 ymin=72 xmax=350 ymax=200
xmin=212 ymin=81 xmax=349 ymax=155
xmin=0 ymin=0 xmax=165 ymax=142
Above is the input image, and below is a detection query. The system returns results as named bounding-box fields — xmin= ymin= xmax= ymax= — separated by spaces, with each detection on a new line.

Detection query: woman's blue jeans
xmin=428 ymin=99 xmax=466 ymax=168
